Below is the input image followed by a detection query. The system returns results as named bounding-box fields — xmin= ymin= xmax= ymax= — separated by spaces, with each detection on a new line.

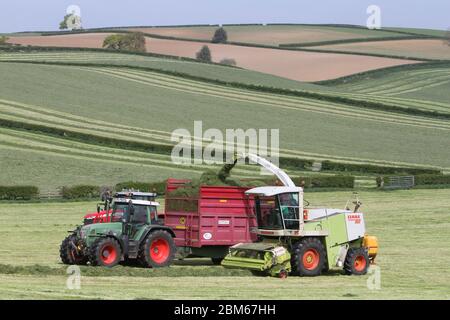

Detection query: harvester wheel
xmin=89 ymin=237 xmax=122 ymax=267
xmin=344 ymin=247 xmax=369 ymax=275
xmin=211 ymin=258 xmax=223 ymax=265
xmin=60 ymin=234 xmax=88 ymax=265
xmin=139 ymin=230 xmax=176 ymax=268
xmin=278 ymin=269 xmax=288 ymax=279
xmin=291 ymin=238 xmax=326 ymax=276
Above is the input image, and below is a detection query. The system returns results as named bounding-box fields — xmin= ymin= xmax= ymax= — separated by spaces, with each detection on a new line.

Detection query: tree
xmin=219 ymin=58 xmax=237 ymax=66
xmin=196 ymin=45 xmax=212 ymax=62
xmin=102 ymin=33 xmax=146 ymax=53
xmin=59 ymin=13 xmax=82 ymax=30
xmin=212 ymin=27 xmax=228 ymax=43
xmin=0 ymin=36 xmax=8 ymax=45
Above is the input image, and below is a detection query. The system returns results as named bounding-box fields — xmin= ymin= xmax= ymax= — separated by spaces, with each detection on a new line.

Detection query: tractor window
xmin=255 ymin=196 xmax=283 ymax=230
xmin=278 ymin=193 xmax=300 ymax=230
xmin=130 ymin=205 xmax=150 ymax=224
xmin=111 ymin=204 xmax=127 ymax=222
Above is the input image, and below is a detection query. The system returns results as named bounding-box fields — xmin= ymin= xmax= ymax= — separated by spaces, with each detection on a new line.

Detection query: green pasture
xmin=0 ymin=189 xmax=448 ymax=299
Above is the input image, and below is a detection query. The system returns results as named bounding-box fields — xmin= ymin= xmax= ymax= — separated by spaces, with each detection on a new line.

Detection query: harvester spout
xmin=243 ymin=153 xmax=296 ymax=187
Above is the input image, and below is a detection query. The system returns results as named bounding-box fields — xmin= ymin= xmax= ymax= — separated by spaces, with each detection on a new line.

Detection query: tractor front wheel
xmin=291 ymin=238 xmax=326 ymax=276
xmin=60 ymin=234 xmax=88 ymax=265
xmin=89 ymin=237 xmax=122 ymax=267
xmin=139 ymin=230 xmax=176 ymax=268
xmin=344 ymin=247 xmax=370 ymax=275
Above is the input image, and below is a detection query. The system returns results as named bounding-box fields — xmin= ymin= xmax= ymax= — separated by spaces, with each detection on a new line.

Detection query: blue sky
xmin=1 ymin=0 xmax=449 ymax=33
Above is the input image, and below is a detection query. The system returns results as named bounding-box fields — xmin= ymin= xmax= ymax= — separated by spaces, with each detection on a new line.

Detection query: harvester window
xmin=279 ymin=193 xmax=300 ymax=230
xmin=255 ymin=196 xmax=283 ymax=230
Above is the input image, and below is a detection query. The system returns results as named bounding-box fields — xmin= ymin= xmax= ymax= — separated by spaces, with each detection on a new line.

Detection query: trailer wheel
xmin=140 ymin=230 xmax=176 ymax=268
xmin=211 ymin=258 xmax=223 ymax=265
xmin=344 ymin=247 xmax=369 ymax=275
xmin=60 ymin=234 xmax=87 ymax=265
xmin=291 ymin=238 xmax=326 ymax=276
xmin=89 ymin=237 xmax=122 ymax=267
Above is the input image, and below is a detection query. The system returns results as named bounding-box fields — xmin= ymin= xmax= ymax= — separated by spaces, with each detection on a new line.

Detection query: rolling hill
xmin=6 ymin=32 xmax=419 ymax=81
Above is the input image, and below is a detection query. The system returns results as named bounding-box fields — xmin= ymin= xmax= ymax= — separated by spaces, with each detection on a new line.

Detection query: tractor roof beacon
xmin=221 ymin=153 xmax=378 ymax=278
xmin=60 ymin=197 xmax=176 ymax=268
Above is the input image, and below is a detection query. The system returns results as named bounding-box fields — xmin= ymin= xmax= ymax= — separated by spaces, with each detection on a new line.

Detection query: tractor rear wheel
xmin=89 ymin=237 xmax=122 ymax=267
xmin=139 ymin=230 xmax=176 ymax=268
xmin=291 ymin=237 xmax=326 ymax=276
xmin=60 ymin=234 xmax=87 ymax=265
xmin=344 ymin=247 xmax=370 ymax=275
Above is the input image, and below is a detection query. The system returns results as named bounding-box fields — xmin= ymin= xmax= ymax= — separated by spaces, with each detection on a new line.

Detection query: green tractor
xmin=60 ymin=197 xmax=176 ymax=267
xmin=222 ymin=186 xmax=378 ymax=278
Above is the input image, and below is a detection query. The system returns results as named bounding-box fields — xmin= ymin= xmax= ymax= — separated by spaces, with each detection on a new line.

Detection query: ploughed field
xmin=0 ymin=189 xmax=448 ymax=299
xmin=6 ymin=33 xmax=418 ymax=82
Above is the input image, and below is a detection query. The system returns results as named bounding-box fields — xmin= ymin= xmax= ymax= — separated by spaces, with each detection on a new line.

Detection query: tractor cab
xmin=246 ymin=186 xmax=305 ymax=236
xmin=110 ymin=198 xmax=160 ymax=225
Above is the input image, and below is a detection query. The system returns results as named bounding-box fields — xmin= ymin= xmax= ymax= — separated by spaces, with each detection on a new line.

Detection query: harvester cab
xmin=60 ymin=197 xmax=177 ymax=268
xmin=222 ymin=154 xmax=378 ymax=278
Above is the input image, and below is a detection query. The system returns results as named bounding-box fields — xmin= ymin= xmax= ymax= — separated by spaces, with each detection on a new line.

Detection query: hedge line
xmin=62 ymin=185 xmax=100 ymax=199
xmin=0 ymin=186 xmax=39 ymax=200
xmin=291 ymin=175 xmax=355 ymax=188
xmin=321 ymin=161 xmax=439 ymax=175
xmin=415 ymin=174 xmax=450 ymax=186
xmin=379 ymin=174 xmax=450 ymax=188
xmin=279 ymin=35 xmax=429 ymax=48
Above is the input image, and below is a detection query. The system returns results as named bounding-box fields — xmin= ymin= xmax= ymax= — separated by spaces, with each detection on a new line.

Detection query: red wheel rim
xmin=354 ymin=255 xmax=367 ymax=272
xmin=100 ymin=244 xmax=117 ymax=265
xmin=302 ymin=249 xmax=320 ymax=270
xmin=150 ymin=239 xmax=170 ymax=264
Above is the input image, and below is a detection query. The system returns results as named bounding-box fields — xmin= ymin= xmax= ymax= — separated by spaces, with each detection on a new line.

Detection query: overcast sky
xmin=1 ymin=0 xmax=448 ymax=33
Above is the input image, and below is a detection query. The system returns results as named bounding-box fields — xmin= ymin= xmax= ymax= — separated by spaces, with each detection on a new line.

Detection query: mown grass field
xmin=326 ymin=64 xmax=450 ymax=113
xmin=0 ymin=59 xmax=449 ymax=190
xmin=0 ymin=50 xmax=316 ymax=90
xmin=0 ymin=189 xmax=448 ymax=299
